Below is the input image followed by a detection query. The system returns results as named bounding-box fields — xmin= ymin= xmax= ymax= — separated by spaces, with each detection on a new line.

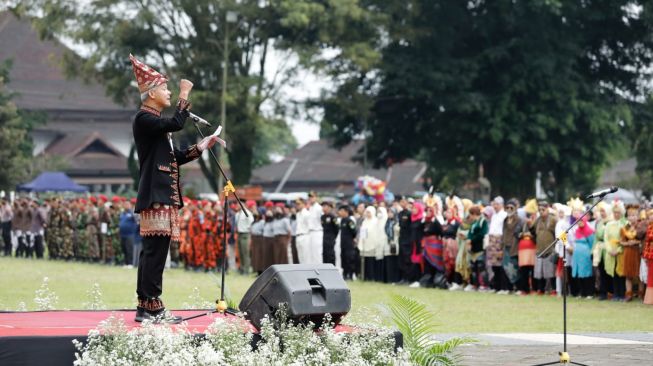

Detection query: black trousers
xmin=340 ymin=243 xmax=356 ymax=279
xmin=16 ymin=234 xmax=26 ymax=258
xmin=564 ymin=267 xmax=580 ymax=297
xmin=137 ymin=235 xmax=170 ymax=300
xmin=598 ymin=258 xmax=614 ymax=297
xmin=322 ymin=237 xmax=336 ymax=265
xmin=363 ymin=257 xmax=384 ymax=282
xmin=613 ymin=273 xmax=626 ymax=299
xmin=491 ymin=265 xmax=509 ymax=291
xmin=384 ymin=255 xmax=401 ymax=283
xmin=518 ymin=265 xmax=534 ymax=293
xmin=32 ymin=234 xmax=44 ymax=259
xmin=470 ymin=254 xmax=487 ymax=288
xmin=575 ymin=277 xmax=594 ymax=297
xmin=399 ymin=242 xmax=418 ymax=282
xmin=120 ymin=236 xmax=134 ymax=266
xmin=2 ymin=222 xmax=11 ymax=256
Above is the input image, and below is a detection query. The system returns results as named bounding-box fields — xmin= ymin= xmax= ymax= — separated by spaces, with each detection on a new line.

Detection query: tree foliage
xmin=16 ymin=0 xmax=380 ymax=188
xmin=321 ymin=0 xmax=653 ymax=199
xmin=629 ymin=97 xmax=653 ymax=196
xmin=0 ymin=60 xmax=42 ymax=191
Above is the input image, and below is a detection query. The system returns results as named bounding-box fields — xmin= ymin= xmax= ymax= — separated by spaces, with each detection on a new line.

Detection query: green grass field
xmin=1 ymin=257 xmax=652 ymax=333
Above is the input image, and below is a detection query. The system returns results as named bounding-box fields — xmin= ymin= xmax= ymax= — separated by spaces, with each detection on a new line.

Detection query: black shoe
xmin=135 ymin=307 xmax=183 ymax=324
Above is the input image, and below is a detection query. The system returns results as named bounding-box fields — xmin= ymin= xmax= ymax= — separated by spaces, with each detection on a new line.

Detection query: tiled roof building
xmin=251 ymin=140 xmax=427 ymax=196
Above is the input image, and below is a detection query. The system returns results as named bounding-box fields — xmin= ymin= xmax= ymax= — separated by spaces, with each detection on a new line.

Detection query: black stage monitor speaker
xmin=239 ymin=264 xmax=351 ymax=330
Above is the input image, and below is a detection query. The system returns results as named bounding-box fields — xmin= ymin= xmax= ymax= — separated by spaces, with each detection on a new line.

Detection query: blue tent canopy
xmin=17 ymin=171 xmax=88 ymax=192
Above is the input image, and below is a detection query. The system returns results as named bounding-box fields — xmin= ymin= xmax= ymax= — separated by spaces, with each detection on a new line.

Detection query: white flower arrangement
xmin=73 ymin=308 xmax=410 ymax=366
xmin=181 ymin=287 xmax=214 ymax=310
xmin=33 ymin=277 xmax=58 ymax=311
xmin=82 ymin=283 xmax=107 ymax=310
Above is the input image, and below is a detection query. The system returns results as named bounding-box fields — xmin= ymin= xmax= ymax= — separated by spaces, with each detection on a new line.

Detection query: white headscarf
xmin=360 ymin=206 xmax=386 ymax=258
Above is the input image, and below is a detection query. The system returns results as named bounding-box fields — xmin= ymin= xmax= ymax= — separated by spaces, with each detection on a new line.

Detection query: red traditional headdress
xmin=129 ymin=54 xmax=168 ymax=93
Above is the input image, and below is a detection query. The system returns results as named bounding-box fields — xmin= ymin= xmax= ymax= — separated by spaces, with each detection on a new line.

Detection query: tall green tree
xmin=0 ymin=60 xmax=38 ymax=191
xmin=16 ymin=0 xmax=379 ymax=190
xmin=321 ymin=0 xmax=653 ymax=199
xmin=629 ymin=97 xmax=653 ymax=196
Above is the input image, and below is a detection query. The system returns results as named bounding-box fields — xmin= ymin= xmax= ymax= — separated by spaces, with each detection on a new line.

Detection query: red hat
xmin=246 ymin=200 xmax=256 ymax=208
xmin=89 ymin=196 xmax=97 ymax=203
xmin=130 ymin=198 xmax=137 ymax=204
xmin=275 ymin=202 xmax=286 ymax=208
xmin=98 ymin=194 xmax=108 ymax=203
xmin=264 ymin=201 xmax=274 ymax=208
xmin=183 ymin=197 xmax=191 ymax=204
xmin=79 ymin=198 xmax=87 ymax=204
xmin=129 ymin=54 xmax=168 ymax=94
xmin=112 ymin=196 xmax=121 ymax=203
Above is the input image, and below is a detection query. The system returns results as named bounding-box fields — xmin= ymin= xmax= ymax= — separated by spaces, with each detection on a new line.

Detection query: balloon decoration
xmin=351 ymin=175 xmax=394 ymax=204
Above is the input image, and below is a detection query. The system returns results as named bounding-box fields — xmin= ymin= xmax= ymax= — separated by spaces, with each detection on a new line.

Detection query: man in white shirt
xmin=1 ymin=199 xmax=13 ymax=257
xmin=234 ymin=202 xmax=255 ymax=274
xmin=294 ymin=198 xmax=310 ymax=263
xmin=488 ymin=196 xmax=509 ymax=293
xmin=307 ymin=192 xmax=324 ymax=264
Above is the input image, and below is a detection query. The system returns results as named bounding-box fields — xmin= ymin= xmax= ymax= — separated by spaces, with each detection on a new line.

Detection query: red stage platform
xmin=0 ymin=309 xmax=250 ymax=337
xmin=0 ymin=309 xmax=252 ymax=365
xmin=0 ymin=310 xmax=367 ymax=365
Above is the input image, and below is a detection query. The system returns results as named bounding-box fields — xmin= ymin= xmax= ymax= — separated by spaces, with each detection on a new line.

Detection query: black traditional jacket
xmin=133 ymin=101 xmax=200 ymax=213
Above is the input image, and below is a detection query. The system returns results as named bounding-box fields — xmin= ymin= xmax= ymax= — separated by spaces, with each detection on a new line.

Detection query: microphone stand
xmin=532 ymin=194 xmax=610 ymax=366
xmin=182 ymin=121 xmax=248 ymax=321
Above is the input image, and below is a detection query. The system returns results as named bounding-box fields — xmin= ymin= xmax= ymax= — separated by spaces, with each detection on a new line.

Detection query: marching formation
xmin=2 ymin=192 xmax=652 ymax=305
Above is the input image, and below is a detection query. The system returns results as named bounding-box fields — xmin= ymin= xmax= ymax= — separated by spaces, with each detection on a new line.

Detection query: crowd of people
xmin=1 ymin=191 xmax=652 ymax=304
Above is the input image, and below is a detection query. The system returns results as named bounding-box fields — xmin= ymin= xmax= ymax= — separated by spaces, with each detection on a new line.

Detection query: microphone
xmin=586 ymin=186 xmax=618 ymax=199
xmin=189 ymin=112 xmax=211 ymax=127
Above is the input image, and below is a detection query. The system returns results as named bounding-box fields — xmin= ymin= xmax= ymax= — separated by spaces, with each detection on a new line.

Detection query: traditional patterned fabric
xmin=179 ymin=208 xmax=193 ymax=265
xmin=422 ymin=235 xmax=444 ymax=272
xmin=486 ymin=235 xmax=503 ymax=266
xmin=140 ymin=105 xmax=161 ymax=116
xmin=644 ymin=223 xmax=653 ymax=260
xmin=455 ymin=226 xmax=471 ymax=281
xmin=443 ymin=237 xmax=458 ymax=279
xmin=129 ymin=54 xmax=168 ymax=93
xmin=140 ymin=204 xmax=180 ymax=243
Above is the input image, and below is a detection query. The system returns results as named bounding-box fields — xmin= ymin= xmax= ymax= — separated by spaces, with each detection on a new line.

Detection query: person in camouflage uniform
xmin=87 ymin=204 xmax=100 ymax=261
xmin=46 ymin=199 xmax=61 ymax=259
xmin=59 ymin=201 xmax=75 ymax=260
xmin=75 ymin=199 xmax=90 ymax=260
xmin=99 ymin=202 xmax=115 ymax=263
xmin=109 ymin=200 xmax=123 ymax=265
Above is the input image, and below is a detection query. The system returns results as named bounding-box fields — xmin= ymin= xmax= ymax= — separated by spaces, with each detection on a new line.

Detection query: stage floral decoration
xmin=73 ymin=309 xmax=406 ymax=366
xmin=71 ymin=298 xmax=472 ymax=366
xmin=33 ymin=277 xmax=58 ymax=311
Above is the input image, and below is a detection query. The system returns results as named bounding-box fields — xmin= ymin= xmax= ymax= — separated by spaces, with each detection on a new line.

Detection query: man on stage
xmin=130 ymin=54 xmax=220 ymax=323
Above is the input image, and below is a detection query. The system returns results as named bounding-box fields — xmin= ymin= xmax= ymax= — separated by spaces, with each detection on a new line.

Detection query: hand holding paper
xmin=198 ymin=126 xmax=227 ymax=152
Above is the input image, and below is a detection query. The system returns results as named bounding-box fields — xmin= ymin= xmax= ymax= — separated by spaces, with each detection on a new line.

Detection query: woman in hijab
xmin=570 ymin=208 xmax=595 ymax=298
xmin=408 ymin=202 xmax=426 ymax=287
xmin=419 ymin=206 xmax=445 ymax=288
xmin=359 ymin=205 xmax=387 ymax=282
